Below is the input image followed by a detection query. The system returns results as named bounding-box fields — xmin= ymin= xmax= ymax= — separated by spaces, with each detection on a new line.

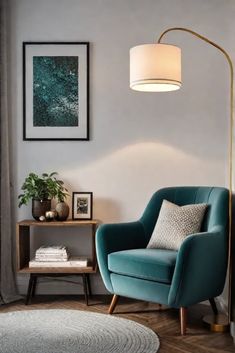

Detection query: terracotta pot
xmin=55 ymin=202 xmax=69 ymax=221
xmin=32 ymin=199 xmax=51 ymax=221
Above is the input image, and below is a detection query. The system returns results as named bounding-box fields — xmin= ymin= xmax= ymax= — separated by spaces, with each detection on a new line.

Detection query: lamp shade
xmin=130 ymin=43 xmax=182 ymax=92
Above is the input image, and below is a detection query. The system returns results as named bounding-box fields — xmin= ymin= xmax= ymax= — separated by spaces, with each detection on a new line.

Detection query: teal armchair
xmin=96 ymin=187 xmax=229 ymax=334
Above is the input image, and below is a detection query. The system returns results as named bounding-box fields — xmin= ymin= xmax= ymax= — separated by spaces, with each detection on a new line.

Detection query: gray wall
xmin=9 ymin=0 xmax=235 ymax=301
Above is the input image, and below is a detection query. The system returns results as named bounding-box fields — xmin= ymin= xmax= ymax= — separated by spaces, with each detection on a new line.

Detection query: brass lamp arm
xmin=158 ymin=26 xmax=234 ymax=322
xmin=158 ymin=27 xmax=233 ymax=68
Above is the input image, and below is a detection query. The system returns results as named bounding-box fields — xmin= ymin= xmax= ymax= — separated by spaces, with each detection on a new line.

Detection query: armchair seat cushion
xmin=108 ymin=248 xmax=177 ymax=284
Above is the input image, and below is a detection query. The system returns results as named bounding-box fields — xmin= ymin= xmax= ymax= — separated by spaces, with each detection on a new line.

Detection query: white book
xmin=29 ymin=256 xmax=89 ymax=268
xmin=35 ymin=257 xmax=68 ymax=262
xmin=36 ymin=245 xmax=68 ymax=254
xmin=35 ymin=255 xmax=69 ymax=260
xmin=36 ymin=251 xmax=68 ymax=255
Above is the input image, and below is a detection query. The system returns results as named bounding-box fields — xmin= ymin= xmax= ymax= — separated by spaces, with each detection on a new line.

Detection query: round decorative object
xmin=203 ymin=313 xmax=229 ymax=332
xmin=0 ymin=310 xmax=160 ymax=353
xmin=45 ymin=210 xmax=57 ymax=221
xmin=55 ymin=201 xmax=69 ymax=221
xmin=39 ymin=215 xmax=46 ymax=222
xmin=32 ymin=199 xmax=51 ymax=221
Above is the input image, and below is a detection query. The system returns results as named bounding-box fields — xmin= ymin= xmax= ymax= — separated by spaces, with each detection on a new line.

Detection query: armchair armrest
xmin=168 ymin=226 xmax=228 ymax=308
xmin=96 ymin=221 xmax=145 ymax=293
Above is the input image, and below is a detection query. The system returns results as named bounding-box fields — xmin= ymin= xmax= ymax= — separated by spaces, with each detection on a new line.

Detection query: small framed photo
xmin=23 ymin=42 xmax=89 ymax=141
xmin=72 ymin=192 xmax=93 ymax=220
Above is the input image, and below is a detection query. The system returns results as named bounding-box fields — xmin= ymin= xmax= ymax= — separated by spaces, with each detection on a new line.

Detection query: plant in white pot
xmin=18 ymin=172 xmax=69 ymax=221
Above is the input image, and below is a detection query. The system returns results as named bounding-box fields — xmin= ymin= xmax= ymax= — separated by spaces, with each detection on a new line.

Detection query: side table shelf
xmin=16 ymin=219 xmax=99 ymax=305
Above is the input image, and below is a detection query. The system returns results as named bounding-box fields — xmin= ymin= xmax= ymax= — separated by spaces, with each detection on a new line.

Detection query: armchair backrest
xmin=140 ymin=186 xmax=229 ymax=242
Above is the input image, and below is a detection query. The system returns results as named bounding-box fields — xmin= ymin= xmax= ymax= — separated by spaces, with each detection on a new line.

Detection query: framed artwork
xmin=23 ymin=42 xmax=89 ymax=140
xmin=72 ymin=192 xmax=93 ymax=220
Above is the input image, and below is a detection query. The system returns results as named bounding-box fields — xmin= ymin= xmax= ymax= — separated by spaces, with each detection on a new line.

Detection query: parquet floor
xmin=1 ymin=295 xmax=234 ymax=353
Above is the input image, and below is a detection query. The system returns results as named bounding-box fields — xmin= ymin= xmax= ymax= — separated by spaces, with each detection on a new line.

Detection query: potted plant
xmin=18 ymin=172 xmax=69 ymax=220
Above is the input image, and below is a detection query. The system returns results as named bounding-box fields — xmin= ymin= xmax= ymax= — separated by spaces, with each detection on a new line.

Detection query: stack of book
xmin=35 ymin=245 xmax=69 ymax=262
xmin=29 ymin=245 xmax=88 ymax=268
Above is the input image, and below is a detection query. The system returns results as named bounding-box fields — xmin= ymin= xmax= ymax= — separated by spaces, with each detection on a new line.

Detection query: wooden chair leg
xmin=180 ymin=307 xmax=187 ymax=335
xmin=108 ymin=294 xmax=119 ymax=314
xmin=209 ymin=298 xmax=218 ymax=315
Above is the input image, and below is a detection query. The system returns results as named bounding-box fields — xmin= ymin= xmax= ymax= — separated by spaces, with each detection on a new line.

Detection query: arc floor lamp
xmin=130 ymin=27 xmax=234 ymax=332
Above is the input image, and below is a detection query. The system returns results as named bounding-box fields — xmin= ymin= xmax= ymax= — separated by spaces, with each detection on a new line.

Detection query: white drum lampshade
xmin=130 ymin=43 xmax=182 ymax=92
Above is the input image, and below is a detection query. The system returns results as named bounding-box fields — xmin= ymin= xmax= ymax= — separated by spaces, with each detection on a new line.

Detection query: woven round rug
xmin=0 ymin=309 xmax=160 ymax=353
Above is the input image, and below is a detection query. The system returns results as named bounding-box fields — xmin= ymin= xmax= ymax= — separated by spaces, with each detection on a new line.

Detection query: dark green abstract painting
xmin=33 ymin=56 xmax=79 ymax=127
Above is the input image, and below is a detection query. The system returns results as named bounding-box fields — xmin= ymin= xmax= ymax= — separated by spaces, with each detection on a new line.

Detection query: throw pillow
xmin=147 ymin=199 xmax=207 ymax=250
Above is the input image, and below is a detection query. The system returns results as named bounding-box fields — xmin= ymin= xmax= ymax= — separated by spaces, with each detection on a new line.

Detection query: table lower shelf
xmin=24 ymin=271 xmax=93 ymax=306
xmin=18 ymin=266 xmax=96 ymax=274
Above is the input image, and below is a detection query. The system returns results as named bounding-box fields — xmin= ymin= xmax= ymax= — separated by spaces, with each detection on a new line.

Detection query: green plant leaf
xmin=18 ymin=171 xmax=69 ymax=207
xmin=49 ymin=172 xmax=58 ymax=177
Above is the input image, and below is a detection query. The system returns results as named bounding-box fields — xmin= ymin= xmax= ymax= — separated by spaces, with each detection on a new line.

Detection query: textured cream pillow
xmin=147 ymin=199 xmax=207 ymax=250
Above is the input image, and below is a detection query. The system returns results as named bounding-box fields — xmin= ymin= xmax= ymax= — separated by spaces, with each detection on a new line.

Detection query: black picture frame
xmin=72 ymin=192 xmax=93 ymax=220
xmin=23 ymin=42 xmax=89 ymax=141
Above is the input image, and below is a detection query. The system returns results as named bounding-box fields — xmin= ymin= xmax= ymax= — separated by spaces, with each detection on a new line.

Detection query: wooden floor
xmin=1 ymin=295 xmax=234 ymax=353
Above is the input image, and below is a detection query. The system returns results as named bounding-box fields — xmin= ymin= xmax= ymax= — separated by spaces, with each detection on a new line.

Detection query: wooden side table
xmin=16 ymin=219 xmax=99 ymax=305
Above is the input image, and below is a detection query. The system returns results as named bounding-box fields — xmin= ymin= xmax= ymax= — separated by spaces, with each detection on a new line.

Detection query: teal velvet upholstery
xmin=96 ymin=187 xmax=229 ymax=309
xmin=108 ymin=249 xmax=177 ymax=284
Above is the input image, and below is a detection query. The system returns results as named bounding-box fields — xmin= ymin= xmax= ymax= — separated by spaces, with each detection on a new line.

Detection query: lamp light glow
xmin=130 ymin=43 xmax=182 ymax=92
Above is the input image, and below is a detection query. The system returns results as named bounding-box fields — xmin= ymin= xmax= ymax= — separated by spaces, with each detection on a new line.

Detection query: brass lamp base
xmin=203 ymin=314 xmax=229 ymax=332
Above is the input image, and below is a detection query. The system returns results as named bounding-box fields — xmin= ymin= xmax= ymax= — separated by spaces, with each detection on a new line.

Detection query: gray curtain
xmin=0 ymin=0 xmax=21 ymax=304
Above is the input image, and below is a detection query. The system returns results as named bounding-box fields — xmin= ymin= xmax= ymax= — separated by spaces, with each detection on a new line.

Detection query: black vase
xmin=32 ymin=199 xmax=51 ymax=221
